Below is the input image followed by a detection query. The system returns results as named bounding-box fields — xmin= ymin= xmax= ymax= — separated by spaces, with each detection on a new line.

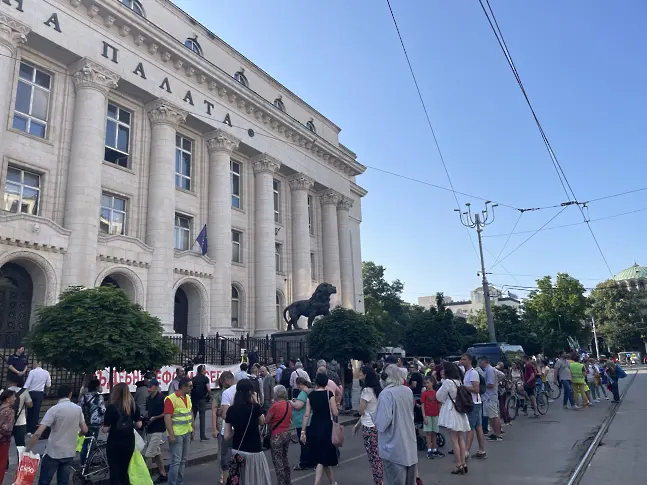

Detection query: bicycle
xmin=71 ymin=436 xmax=109 ymax=484
xmin=506 ymin=385 xmax=549 ymax=420
xmin=546 ymin=381 xmax=562 ymax=400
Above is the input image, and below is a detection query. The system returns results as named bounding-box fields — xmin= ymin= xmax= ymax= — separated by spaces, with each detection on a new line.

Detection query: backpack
xmin=115 ymin=408 xmax=134 ymax=434
xmin=191 ymin=375 xmax=207 ymax=401
xmin=478 ymin=372 xmax=486 ymax=396
xmin=450 ymin=380 xmax=474 ymax=415
xmin=82 ymin=393 xmax=100 ymax=426
xmin=280 ymin=367 xmax=292 ymax=388
xmin=12 ymin=388 xmax=26 ymax=421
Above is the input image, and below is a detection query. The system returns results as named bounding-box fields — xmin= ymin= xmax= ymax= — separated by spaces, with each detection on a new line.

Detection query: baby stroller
xmin=415 ymin=422 xmax=445 ymax=450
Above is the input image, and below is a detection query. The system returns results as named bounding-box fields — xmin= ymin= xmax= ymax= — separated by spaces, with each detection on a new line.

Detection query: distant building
xmin=418 ymin=286 xmax=520 ymax=318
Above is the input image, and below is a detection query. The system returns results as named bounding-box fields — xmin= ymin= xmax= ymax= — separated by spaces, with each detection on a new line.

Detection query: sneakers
xmin=605 ymin=397 xmax=610 ymax=400
xmin=427 ymin=449 xmax=434 ymax=459
xmin=475 ymin=451 xmax=487 ymax=459
xmin=154 ymin=475 xmax=168 ymax=484
xmin=487 ymin=434 xmax=503 ymax=442
xmin=432 ymin=450 xmax=445 ymax=458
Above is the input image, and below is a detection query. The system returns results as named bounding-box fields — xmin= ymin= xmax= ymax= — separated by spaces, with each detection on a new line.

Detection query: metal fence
xmin=0 ymin=332 xmax=312 ymax=398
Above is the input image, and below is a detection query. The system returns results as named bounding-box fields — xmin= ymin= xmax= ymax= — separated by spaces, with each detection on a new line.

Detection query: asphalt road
xmin=180 ymin=376 xmax=634 ymax=485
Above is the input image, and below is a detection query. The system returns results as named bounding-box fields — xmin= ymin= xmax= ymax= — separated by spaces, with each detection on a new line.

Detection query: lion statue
xmin=283 ymin=283 xmax=337 ymax=330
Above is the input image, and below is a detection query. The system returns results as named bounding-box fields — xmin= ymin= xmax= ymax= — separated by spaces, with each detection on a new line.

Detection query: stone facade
xmin=0 ymin=0 xmax=366 ymax=338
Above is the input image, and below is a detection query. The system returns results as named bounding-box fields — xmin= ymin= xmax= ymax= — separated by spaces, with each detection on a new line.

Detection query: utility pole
xmin=591 ymin=317 xmax=600 ymax=359
xmin=457 ymin=202 xmax=498 ymax=343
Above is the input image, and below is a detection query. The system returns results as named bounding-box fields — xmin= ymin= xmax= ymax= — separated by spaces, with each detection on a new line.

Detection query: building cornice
xmin=63 ymin=0 xmax=366 ymax=177
xmin=97 ymin=233 xmax=154 ymax=253
xmin=350 ymin=182 xmax=368 ymax=198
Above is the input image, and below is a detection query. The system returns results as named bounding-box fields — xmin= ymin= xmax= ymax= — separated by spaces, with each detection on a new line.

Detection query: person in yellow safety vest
xmin=164 ymin=377 xmax=194 ymax=485
xmin=241 ymin=351 xmax=249 ymax=365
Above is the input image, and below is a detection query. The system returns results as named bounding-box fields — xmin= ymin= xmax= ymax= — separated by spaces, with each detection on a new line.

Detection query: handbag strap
xmin=271 ymin=401 xmax=290 ymax=433
xmin=327 ymin=390 xmax=335 ymax=422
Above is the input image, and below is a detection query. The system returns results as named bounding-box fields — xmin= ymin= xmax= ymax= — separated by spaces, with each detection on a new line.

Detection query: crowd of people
xmin=0 ymin=346 xmax=630 ymax=485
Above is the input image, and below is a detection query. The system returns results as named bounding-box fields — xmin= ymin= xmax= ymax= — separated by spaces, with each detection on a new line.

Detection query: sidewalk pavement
xmin=6 ymin=381 xmax=363 ymax=483
xmin=580 ymin=367 xmax=647 ymax=483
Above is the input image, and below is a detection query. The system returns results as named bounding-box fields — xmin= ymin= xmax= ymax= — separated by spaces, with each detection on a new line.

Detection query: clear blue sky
xmin=175 ymin=0 xmax=647 ymax=303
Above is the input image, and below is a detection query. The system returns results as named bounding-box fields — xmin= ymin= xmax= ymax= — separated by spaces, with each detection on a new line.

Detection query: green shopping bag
xmin=128 ymin=449 xmax=153 ymax=485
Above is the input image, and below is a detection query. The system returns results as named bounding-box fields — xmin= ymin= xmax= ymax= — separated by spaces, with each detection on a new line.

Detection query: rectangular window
xmin=273 ymin=179 xmax=281 ymax=223
xmin=231 ymin=161 xmax=241 ymax=208
xmin=310 ymin=252 xmax=316 ymax=280
xmin=99 ymin=193 xmax=127 ymax=235
xmin=232 ymin=230 xmax=242 ymax=263
xmin=175 ymin=134 xmax=192 ymax=190
xmin=174 ymin=213 xmax=191 ymax=250
xmin=275 ymin=243 xmax=283 ymax=273
xmin=3 ymin=166 xmax=40 ymax=215
xmin=104 ymin=103 xmax=131 ymax=168
xmin=307 ymin=195 xmax=314 ymax=235
xmin=13 ymin=62 xmax=51 ymax=139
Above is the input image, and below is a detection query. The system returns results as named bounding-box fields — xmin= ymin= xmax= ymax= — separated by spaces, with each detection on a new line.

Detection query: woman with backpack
xmin=102 ymin=382 xmax=143 ymax=485
xmin=436 ymin=362 xmax=470 ymax=475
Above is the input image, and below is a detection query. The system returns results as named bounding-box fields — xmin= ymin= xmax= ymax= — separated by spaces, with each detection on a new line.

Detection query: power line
xmin=484 ymin=206 xmax=647 ymax=238
xmin=491 ymin=211 xmax=523 ymax=268
xmin=489 ymin=206 xmax=569 ymax=270
xmin=478 ymin=0 xmax=614 ymax=276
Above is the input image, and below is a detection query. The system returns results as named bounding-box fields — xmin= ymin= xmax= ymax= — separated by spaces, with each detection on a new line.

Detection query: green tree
xmin=362 ymin=261 xmax=408 ymax=345
xmin=307 ymin=307 xmax=383 ymax=363
xmin=402 ymin=295 xmax=462 ymax=357
xmin=522 ymin=274 xmax=589 ymax=355
xmin=470 ymin=306 xmax=541 ymax=355
xmin=589 ymin=280 xmax=647 ymax=352
xmin=28 ymin=286 xmax=178 ymax=378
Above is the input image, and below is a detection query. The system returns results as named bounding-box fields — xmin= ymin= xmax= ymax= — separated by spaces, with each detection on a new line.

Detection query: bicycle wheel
xmin=506 ymin=395 xmax=518 ymax=420
xmin=548 ymin=383 xmax=561 ymax=400
xmin=83 ymin=445 xmax=110 ymax=483
xmin=436 ymin=432 xmax=445 ymax=448
xmin=536 ymin=392 xmax=549 ymax=415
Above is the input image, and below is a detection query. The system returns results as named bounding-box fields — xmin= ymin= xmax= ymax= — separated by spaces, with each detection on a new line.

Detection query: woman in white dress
xmin=436 ymin=362 xmax=470 ymax=475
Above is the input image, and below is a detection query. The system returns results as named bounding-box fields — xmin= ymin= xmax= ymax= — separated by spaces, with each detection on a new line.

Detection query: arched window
xmin=185 ymin=37 xmax=203 ymax=56
xmin=273 ymin=97 xmax=285 ymax=112
xmin=231 ymin=285 xmax=240 ymax=328
xmin=234 ymin=71 xmax=249 ymax=88
xmin=120 ymin=0 xmax=145 ymax=16
xmin=306 ymin=119 xmax=316 ymax=133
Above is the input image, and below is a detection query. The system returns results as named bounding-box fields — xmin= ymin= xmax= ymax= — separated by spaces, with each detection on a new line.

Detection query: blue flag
xmin=195 ymin=224 xmax=208 ymax=255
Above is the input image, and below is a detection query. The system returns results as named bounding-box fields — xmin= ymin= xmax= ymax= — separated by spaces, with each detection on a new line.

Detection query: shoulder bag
xmin=226 ymin=405 xmax=254 ymax=485
xmin=262 ymin=401 xmax=289 ymax=450
xmin=328 ymin=391 xmax=344 ymax=447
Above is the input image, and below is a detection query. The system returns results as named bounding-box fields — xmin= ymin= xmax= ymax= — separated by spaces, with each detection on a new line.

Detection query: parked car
xmin=466 ymin=343 xmax=525 ymax=368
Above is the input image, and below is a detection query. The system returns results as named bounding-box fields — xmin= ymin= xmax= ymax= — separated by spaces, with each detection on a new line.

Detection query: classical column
xmin=0 ymin=14 xmax=30 ymax=162
xmin=252 ymin=154 xmax=281 ymax=336
xmin=320 ymin=190 xmax=342 ymax=308
xmin=145 ymin=99 xmax=187 ymax=333
xmin=288 ymin=174 xmax=315 ymax=302
xmin=337 ymin=196 xmax=354 ymax=309
xmin=62 ymin=58 xmax=119 ymax=289
xmin=206 ymin=129 xmax=240 ymax=335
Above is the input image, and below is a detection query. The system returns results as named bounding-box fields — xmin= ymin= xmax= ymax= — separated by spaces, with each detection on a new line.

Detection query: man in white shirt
xmin=24 ymin=361 xmax=51 ymax=434
xmin=460 ymin=354 xmax=486 ymax=459
xmin=290 ymin=362 xmax=312 ymax=398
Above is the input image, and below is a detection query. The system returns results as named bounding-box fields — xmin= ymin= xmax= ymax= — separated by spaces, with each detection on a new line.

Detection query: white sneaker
xmin=595 ymin=399 xmax=601 ymax=403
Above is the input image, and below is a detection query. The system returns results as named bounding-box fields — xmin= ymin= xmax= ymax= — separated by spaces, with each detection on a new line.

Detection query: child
xmin=421 ymin=375 xmax=444 ymax=458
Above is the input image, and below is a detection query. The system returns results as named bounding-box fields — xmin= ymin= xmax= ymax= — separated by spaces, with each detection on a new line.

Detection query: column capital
xmin=70 ymin=58 xmax=119 ymax=94
xmin=206 ymin=129 xmax=240 ymax=154
xmin=319 ymin=189 xmax=342 ymax=206
xmin=337 ymin=196 xmax=354 ymax=211
xmin=0 ymin=13 xmax=30 ymax=54
xmin=251 ymin=153 xmax=281 ymax=174
xmin=146 ymin=98 xmax=187 ymax=127
xmin=288 ymin=173 xmax=315 ymax=191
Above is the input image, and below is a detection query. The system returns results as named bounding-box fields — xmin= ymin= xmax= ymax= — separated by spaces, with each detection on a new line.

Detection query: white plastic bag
xmin=134 ymin=429 xmax=146 ymax=453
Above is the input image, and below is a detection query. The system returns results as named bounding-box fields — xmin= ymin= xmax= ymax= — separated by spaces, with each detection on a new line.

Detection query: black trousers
xmin=107 ymin=440 xmax=135 ymax=485
xmin=192 ymin=398 xmax=207 ymax=439
xmin=27 ymin=391 xmax=44 ymax=434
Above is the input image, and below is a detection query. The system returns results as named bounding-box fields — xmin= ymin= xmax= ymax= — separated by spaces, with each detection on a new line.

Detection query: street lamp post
xmin=456 ymin=202 xmax=498 ymax=343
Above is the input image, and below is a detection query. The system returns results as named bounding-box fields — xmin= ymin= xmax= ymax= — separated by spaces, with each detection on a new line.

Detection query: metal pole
xmin=476 ymin=213 xmax=496 ymax=343
xmin=592 ymin=317 xmax=600 ymax=359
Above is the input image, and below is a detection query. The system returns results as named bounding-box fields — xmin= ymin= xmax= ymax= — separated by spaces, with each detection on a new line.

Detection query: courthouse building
xmin=0 ymin=0 xmax=366 ymax=340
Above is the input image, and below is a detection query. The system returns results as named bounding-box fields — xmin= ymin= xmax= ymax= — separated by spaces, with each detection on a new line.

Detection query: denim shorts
xmin=467 ymin=403 xmax=482 ymax=429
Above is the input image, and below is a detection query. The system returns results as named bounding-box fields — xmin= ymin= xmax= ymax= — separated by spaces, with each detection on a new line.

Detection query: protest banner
xmin=95 ymin=363 xmax=240 ymax=392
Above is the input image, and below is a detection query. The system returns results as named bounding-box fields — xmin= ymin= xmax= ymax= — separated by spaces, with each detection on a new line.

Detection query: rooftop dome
xmin=613 ymin=263 xmax=647 ymax=281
